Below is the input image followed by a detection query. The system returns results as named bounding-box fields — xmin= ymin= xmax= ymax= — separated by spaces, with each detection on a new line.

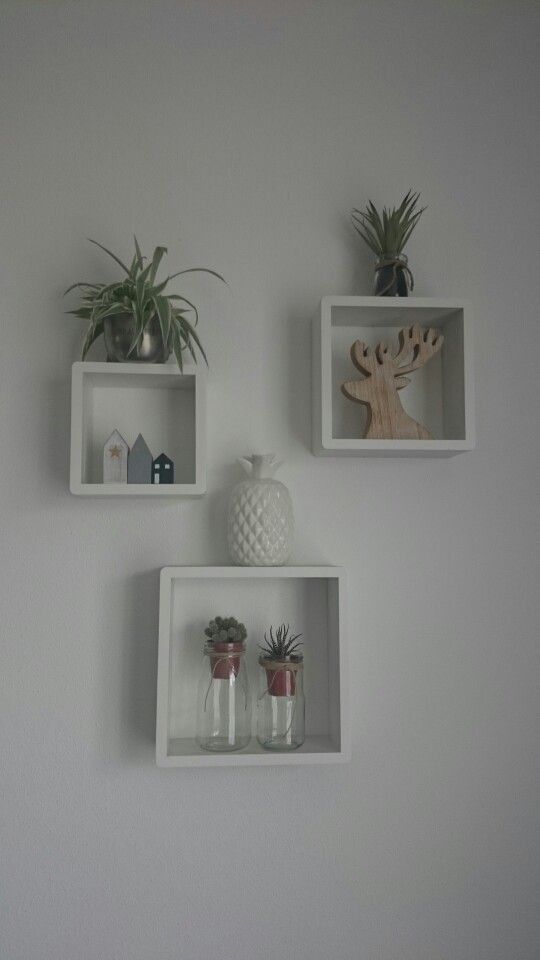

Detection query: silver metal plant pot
xmin=103 ymin=314 xmax=171 ymax=363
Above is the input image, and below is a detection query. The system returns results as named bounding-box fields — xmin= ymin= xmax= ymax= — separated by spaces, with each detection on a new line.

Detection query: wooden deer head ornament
xmin=341 ymin=323 xmax=443 ymax=440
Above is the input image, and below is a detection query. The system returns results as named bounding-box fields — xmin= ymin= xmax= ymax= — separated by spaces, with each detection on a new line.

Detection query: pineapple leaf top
xmin=259 ymin=623 xmax=303 ymax=661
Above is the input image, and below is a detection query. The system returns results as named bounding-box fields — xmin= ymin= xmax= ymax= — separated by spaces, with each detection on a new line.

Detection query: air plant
xmin=259 ymin=624 xmax=303 ymax=661
xmin=351 ymin=190 xmax=426 ymax=261
xmin=204 ymin=616 xmax=247 ymax=645
xmin=65 ymin=237 xmax=226 ymax=370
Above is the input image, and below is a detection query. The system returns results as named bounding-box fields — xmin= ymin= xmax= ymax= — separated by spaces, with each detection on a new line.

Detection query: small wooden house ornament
xmin=152 ymin=453 xmax=174 ymax=485
xmin=103 ymin=429 xmax=129 ymax=483
xmin=127 ymin=434 xmax=153 ymax=484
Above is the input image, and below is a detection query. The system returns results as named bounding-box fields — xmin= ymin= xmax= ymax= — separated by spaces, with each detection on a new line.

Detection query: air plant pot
xmin=209 ymin=641 xmax=244 ymax=680
xmin=103 ymin=314 xmax=171 ymax=363
xmin=262 ymin=658 xmax=300 ymax=697
xmin=374 ymin=254 xmax=411 ymax=297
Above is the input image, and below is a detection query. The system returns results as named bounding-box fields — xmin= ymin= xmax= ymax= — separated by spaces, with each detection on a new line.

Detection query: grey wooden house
xmin=127 ymin=434 xmax=153 ymax=484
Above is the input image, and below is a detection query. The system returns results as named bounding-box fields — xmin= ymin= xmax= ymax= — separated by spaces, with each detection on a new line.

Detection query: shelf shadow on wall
xmin=42 ymin=321 xmax=84 ymax=499
xmin=39 ymin=373 xmax=72 ymax=500
xmin=123 ymin=568 xmax=160 ymax=758
xmin=98 ymin=568 xmax=160 ymax=763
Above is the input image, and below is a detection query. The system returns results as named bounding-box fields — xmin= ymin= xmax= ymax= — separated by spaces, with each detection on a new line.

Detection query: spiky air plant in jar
xmin=351 ymin=190 xmax=426 ymax=296
xmin=257 ymin=624 xmax=305 ymax=751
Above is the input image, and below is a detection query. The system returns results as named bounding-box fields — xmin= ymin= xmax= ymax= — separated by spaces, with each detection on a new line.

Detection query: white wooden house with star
xmin=103 ymin=429 xmax=129 ymax=483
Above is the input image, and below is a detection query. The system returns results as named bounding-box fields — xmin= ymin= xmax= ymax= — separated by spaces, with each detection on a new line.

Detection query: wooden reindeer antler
xmin=392 ymin=323 xmax=443 ymax=375
xmin=350 ymin=340 xmax=380 ymax=376
xmin=341 ymin=324 xmax=444 ymax=440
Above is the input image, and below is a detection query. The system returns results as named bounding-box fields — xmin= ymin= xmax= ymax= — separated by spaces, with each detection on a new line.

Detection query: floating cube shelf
xmin=313 ymin=297 xmax=475 ymax=457
xmin=70 ymin=362 xmax=206 ymax=496
xmin=156 ymin=566 xmax=349 ymax=767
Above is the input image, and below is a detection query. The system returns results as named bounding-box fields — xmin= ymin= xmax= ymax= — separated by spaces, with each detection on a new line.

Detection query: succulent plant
xmin=204 ymin=616 xmax=247 ymax=645
xmin=259 ymin=624 xmax=302 ymax=661
xmin=351 ymin=190 xmax=426 ymax=259
xmin=65 ymin=236 xmax=226 ymax=371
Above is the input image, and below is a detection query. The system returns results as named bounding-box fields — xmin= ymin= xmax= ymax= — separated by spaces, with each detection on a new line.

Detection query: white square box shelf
xmin=156 ymin=566 xmax=349 ymax=767
xmin=70 ymin=362 xmax=206 ymax=496
xmin=313 ymin=297 xmax=475 ymax=457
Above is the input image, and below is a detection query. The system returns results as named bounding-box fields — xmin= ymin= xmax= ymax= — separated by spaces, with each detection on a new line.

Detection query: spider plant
xmin=351 ymin=190 xmax=426 ymax=260
xmin=259 ymin=624 xmax=303 ymax=661
xmin=65 ymin=237 xmax=226 ymax=370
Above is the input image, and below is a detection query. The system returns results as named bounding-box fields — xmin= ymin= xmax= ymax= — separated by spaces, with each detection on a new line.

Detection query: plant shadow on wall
xmin=285 ymin=312 xmax=312 ymax=451
xmin=96 ymin=569 xmax=160 ymax=761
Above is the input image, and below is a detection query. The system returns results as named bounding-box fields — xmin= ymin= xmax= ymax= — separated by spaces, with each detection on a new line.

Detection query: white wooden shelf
xmin=70 ymin=362 xmax=206 ymax=496
xmin=156 ymin=566 xmax=349 ymax=767
xmin=312 ymin=297 xmax=475 ymax=457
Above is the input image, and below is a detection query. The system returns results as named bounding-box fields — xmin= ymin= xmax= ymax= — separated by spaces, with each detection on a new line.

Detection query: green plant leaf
xmin=153 ymin=295 xmax=171 ymax=347
xmin=100 ymin=280 xmax=130 ymax=298
xmin=133 ymin=235 xmax=144 ymax=272
xmin=63 ymin=281 xmax=103 ymax=296
xmin=398 ymin=209 xmax=426 ymax=252
xmin=91 ymin=303 xmax=130 ymax=323
xmin=171 ymin=329 xmax=185 ymax=372
xmin=129 ymin=252 xmax=139 ymax=278
xmin=395 ymin=189 xmax=415 ymax=220
xmin=81 ymin=320 xmax=104 ymax=359
xmin=151 ymin=277 xmax=170 ymax=296
xmin=366 ymin=201 xmax=385 ymax=244
xmin=176 ymin=324 xmax=198 ymax=364
xmin=169 ymin=295 xmax=199 ymax=325
xmin=136 ymin=261 xmax=155 ymax=288
xmin=169 ymin=267 xmax=227 ymax=285
xmin=126 ymin=299 xmax=145 ymax=356
xmin=149 ymin=246 xmax=167 ymax=283
xmin=351 ymin=215 xmax=381 ymax=255
xmin=135 ymin=272 xmax=149 ymax=313
xmin=180 ymin=314 xmax=208 ymax=365
xmin=87 ymin=238 xmax=131 ymax=275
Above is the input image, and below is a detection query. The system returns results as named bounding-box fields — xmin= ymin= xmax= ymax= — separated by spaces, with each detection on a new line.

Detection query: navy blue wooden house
xmin=152 ymin=453 xmax=174 ymax=485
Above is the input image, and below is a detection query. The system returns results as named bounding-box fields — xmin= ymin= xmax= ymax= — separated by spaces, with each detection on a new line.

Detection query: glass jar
xmin=196 ymin=641 xmax=251 ymax=752
xmin=257 ymin=656 xmax=305 ymax=751
xmin=374 ymin=253 xmax=410 ymax=296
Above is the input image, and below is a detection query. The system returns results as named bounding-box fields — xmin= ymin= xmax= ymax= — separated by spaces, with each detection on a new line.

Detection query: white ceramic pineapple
xmin=228 ymin=454 xmax=294 ymax=566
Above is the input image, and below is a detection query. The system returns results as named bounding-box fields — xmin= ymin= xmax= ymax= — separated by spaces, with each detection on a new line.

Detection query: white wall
xmin=1 ymin=2 xmax=539 ymax=958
